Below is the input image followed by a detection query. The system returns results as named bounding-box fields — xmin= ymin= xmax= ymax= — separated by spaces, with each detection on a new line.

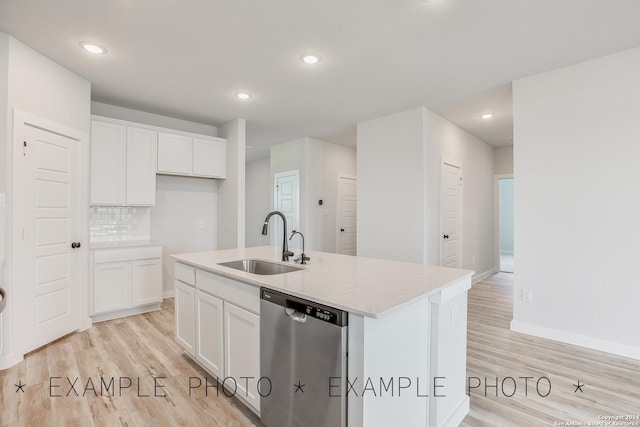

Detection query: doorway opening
xmin=496 ymin=176 xmax=514 ymax=273
xmin=273 ymin=170 xmax=300 ymax=247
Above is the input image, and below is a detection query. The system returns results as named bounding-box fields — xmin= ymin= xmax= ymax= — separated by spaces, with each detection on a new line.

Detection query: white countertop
xmin=172 ymin=246 xmax=474 ymax=318
xmin=90 ymin=240 xmax=162 ymax=250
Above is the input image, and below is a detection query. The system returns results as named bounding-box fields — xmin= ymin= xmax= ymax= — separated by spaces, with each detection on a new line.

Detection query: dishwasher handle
xmin=284 ymin=307 xmax=307 ymax=323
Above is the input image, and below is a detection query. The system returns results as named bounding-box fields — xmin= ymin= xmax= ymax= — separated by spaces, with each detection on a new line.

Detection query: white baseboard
xmin=442 ymin=396 xmax=470 ymax=427
xmin=163 ymin=289 xmax=175 ymax=299
xmin=92 ymin=303 xmax=161 ymax=323
xmin=510 ymin=320 xmax=640 ymax=360
xmin=472 ymin=268 xmax=497 ymax=284
xmin=0 ymin=353 xmax=24 ymax=371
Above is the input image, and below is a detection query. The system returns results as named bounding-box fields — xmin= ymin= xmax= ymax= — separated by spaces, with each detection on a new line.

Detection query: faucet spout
xmin=289 ymin=230 xmax=310 ymax=265
xmin=261 ymin=211 xmax=294 ymax=261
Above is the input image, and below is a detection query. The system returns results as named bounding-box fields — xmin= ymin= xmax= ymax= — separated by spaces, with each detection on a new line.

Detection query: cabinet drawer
xmin=175 ymin=262 xmax=195 ymax=286
xmin=94 ymin=246 xmax=162 ymax=263
xmin=196 ymin=269 xmax=259 ymax=314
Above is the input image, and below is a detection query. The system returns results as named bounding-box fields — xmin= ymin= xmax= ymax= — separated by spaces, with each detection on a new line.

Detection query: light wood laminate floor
xmin=461 ymin=273 xmax=640 ymax=426
xmin=1 ymin=274 xmax=638 ymax=426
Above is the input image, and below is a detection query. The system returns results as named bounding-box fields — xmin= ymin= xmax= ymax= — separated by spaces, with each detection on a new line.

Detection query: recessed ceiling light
xmin=235 ymin=92 xmax=252 ymax=100
xmin=79 ymin=41 xmax=107 ymax=54
xmin=480 ymin=113 xmax=494 ymax=120
xmin=301 ymin=54 xmax=321 ymax=65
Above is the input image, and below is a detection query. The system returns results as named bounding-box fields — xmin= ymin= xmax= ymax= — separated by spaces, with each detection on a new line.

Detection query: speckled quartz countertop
xmin=90 ymin=240 xmax=162 ymax=250
xmin=172 ymin=246 xmax=473 ymax=318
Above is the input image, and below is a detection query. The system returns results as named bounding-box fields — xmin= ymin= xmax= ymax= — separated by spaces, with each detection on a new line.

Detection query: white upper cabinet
xmin=158 ymin=132 xmax=226 ymax=179
xmin=90 ymin=117 xmax=157 ymax=206
xmin=157 ymin=132 xmax=192 ymax=175
xmin=126 ymin=127 xmax=157 ymax=205
xmin=91 ymin=121 xmax=126 ymax=205
xmin=193 ymin=137 xmax=226 ymax=178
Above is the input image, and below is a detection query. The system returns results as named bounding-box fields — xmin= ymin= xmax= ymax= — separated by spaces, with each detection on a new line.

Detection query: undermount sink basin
xmin=218 ymin=259 xmax=303 ymax=275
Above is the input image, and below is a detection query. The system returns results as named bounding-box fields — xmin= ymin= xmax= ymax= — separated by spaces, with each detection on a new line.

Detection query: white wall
xmin=494 ymin=146 xmax=514 ymax=175
xmin=357 ymin=109 xmax=425 ymax=263
xmin=151 ymin=176 xmax=218 ymax=296
xmin=1 ymin=34 xmax=91 ymax=368
xmin=423 ymin=108 xmax=495 ymax=274
xmin=512 ymin=47 xmax=640 ymax=358
xmin=358 ymin=106 xmax=495 ymax=278
xmin=306 ymin=138 xmax=357 ymax=252
xmin=269 ymin=137 xmax=356 ymax=252
xmin=245 ymin=158 xmax=271 ymax=247
xmin=91 ymin=102 xmax=218 ymax=136
xmin=217 ymin=119 xmax=246 ymax=249
xmin=0 ymin=34 xmax=9 ymax=193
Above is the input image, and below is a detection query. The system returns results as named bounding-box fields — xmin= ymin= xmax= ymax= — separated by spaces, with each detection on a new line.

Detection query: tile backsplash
xmin=90 ymin=206 xmax=151 ymax=242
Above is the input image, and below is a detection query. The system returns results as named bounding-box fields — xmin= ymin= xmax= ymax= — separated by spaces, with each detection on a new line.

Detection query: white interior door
xmin=15 ymin=119 xmax=81 ymax=353
xmin=273 ymin=170 xmax=300 ymax=245
xmin=337 ymin=174 xmax=357 ymax=255
xmin=440 ymin=161 xmax=462 ymax=268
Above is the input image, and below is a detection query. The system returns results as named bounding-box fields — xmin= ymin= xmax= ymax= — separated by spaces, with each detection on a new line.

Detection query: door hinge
xmin=23 ymin=141 xmax=27 ymax=156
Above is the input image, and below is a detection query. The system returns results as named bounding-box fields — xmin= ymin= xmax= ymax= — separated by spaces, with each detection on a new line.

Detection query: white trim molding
xmin=510 ymin=320 xmax=640 ymax=361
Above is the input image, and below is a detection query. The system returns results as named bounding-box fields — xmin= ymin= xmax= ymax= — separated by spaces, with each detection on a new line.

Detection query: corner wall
xmin=357 ymin=106 xmax=495 ymax=278
xmin=245 ymin=158 xmax=271 ymax=247
xmin=512 ymin=47 xmax=640 ymax=358
xmin=217 ymin=118 xmax=246 ymax=249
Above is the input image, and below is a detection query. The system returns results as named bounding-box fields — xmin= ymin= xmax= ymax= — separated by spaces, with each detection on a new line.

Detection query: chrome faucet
xmin=261 ymin=211 xmax=294 ymax=262
xmin=289 ymin=231 xmax=310 ymax=265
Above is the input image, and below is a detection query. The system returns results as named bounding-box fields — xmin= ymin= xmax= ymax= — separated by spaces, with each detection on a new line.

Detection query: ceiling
xmin=2 ymin=1 xmax=640 ymax=161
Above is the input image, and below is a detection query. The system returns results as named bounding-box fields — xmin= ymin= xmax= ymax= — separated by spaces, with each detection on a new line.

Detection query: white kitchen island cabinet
xmin=195 ymin=289 xmax=224 ymax=378
xmin=173 ymin=246 xmax=473 ymax=427
xmin=175 ymin=263 xmax=261 ymax=413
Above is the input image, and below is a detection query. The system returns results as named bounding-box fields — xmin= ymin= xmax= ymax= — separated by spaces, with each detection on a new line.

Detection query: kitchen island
xmin=173 ymin=246 xmax=473 ymax=427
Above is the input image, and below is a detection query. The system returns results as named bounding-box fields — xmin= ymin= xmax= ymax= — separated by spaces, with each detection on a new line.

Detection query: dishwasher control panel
xmin=261 ymin=288 xmax=347 ymax=327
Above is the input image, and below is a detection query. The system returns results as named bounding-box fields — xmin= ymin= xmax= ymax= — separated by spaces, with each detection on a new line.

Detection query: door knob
xmin=340 ymin=228 xmax=345 ymax=232
xmin=443 ymin=234 xmax=449 ymax=239
xmin=71 ymin=242 xmax=81 ymax=249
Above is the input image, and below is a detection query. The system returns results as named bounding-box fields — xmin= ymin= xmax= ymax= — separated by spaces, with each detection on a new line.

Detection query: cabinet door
xmin=126 ymin=127 xmax=157 ymax=206
xmin=157 ymin=132 xmax=192 ymax=175
xmin=175 ymin=280 xmax=196 ymax=356
xmin=196 ymin=290 xmax=224 ymax=378
xmin=91 ymin=120 xmax=126 ymax=205
xmin=193 ymin=138 xmax=226 ymax=178
xmin=225 ymin=302 xmax=260 ymax=412
xmin=131 ymin=258 xmax=162 ymax=306
xmin=93 ymin=262 xmax=131 ymax=314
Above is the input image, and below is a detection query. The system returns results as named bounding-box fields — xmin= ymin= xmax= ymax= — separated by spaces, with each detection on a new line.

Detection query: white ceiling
xmin=2 ymin=1 xmax=640 ymax=161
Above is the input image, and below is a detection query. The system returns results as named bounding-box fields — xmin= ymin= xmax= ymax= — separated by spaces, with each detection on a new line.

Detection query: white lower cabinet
xmin=175 ymin=280 xmax=196 ymax=356
xmin=91 ymin=246 xmax=163 ymax=322
xmin=94 ymin=262 xmax=131 ymax=313
xmin=174 ymin=263 xmax=260 ymax=414
xmin=196 ymin=289 xmax=224 ymax=378
xmin=224 ymin=302 xmax=260 ymax=412
xmin=132 ymin=259 xmax=163 ymax=306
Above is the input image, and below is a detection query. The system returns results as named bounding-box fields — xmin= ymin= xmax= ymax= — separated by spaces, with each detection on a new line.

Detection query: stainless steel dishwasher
xmin=260 ymin=288 xmax=348 ymax=427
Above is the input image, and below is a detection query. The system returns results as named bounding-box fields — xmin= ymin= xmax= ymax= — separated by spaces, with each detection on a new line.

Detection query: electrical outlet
xmin=472 ymin=256 xmax=476 ymax=265
xmin=198 ymin=220 xmax=205 ymax=229
xmin=522 ymin=289 xmax=533 ymax=302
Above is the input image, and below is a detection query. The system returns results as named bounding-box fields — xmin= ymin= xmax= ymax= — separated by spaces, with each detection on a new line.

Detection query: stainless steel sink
xmin=218 ymin=259 xmax=303 ymax=275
